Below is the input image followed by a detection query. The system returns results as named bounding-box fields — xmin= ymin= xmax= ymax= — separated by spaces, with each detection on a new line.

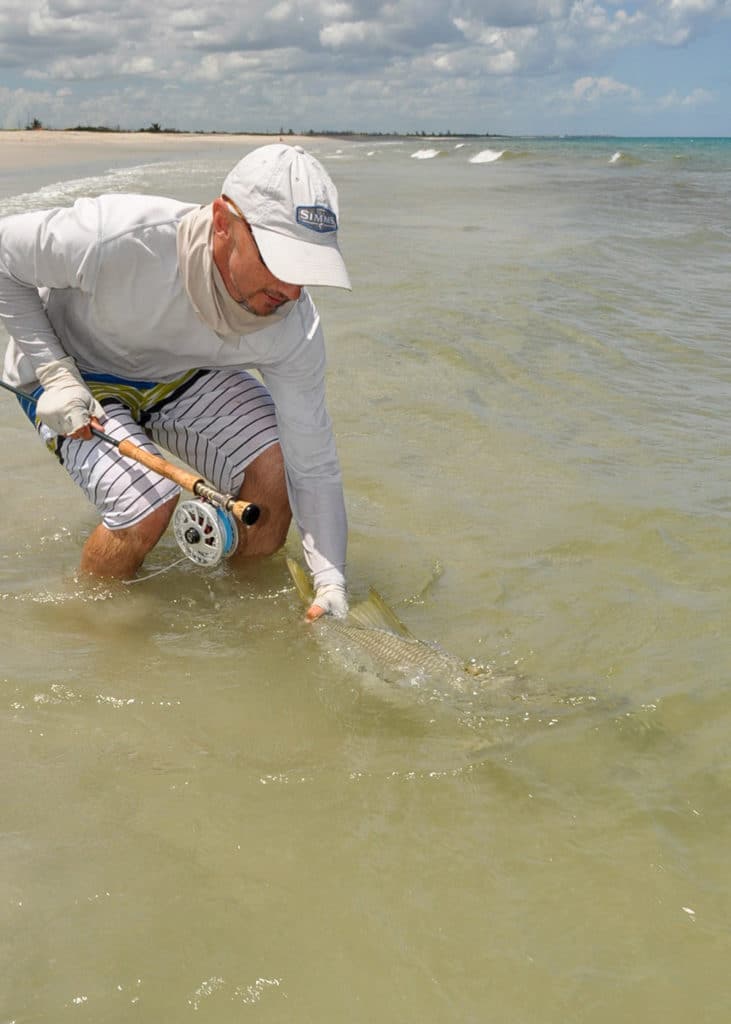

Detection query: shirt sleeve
xmin=259 ymin=296 xmax=347 ymax=590
xmin=0 ymin=200 xmax=100 ymax=379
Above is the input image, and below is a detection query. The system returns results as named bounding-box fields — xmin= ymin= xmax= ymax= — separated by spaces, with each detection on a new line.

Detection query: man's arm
xmin=260 ymin=297 xmax=348 ymax=618
xmin=0 ymin=209 xmax=75 ymax=371
xmin=0 ymin=203 xmax=105 ymax=434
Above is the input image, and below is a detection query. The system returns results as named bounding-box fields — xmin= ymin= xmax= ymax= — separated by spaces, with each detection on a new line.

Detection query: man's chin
xmin=241 ymin=300 xmax=267 ymax=317
xmin=242 ymin=299 xmax=282 ymax=317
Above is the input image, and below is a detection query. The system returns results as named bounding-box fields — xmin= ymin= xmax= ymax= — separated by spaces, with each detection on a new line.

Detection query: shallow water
xmin=2 ymin=135 xmax=730 ymax=1021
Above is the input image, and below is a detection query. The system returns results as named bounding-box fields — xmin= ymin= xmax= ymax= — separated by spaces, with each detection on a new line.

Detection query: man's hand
xmin=306 ymin=582 xmax=348 ymax=621
xmin=68 ymin=415 xmax=105 ymax=441
xmin=36 ymin=357 xmax=105 ymax=437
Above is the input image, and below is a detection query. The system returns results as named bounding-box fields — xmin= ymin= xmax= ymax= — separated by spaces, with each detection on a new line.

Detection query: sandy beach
xmin=0 ymin=129 xmax=328 ymax=174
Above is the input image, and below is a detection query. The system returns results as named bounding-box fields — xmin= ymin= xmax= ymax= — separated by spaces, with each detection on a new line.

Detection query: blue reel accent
xmin=215 ymin=506 xmax=238 ymax=558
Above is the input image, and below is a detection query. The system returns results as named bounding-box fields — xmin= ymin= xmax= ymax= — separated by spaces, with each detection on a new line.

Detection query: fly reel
xmin=172 ymin=499 xmax=239 ymax=567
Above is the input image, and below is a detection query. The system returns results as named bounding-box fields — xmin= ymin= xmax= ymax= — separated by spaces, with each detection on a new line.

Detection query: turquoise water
xmin=1 ymin=135 xmax=730 ymax=1022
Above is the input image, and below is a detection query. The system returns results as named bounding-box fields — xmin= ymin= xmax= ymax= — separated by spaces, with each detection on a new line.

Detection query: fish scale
xmin=287 ymin=558 xmax=488 ymax=692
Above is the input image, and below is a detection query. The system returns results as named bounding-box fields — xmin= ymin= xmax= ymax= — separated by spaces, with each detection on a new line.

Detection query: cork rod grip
xmin=113 ymin=436 xmax=261 ymax=526
xmin=115 ymin=437 xmax=202 ymax=492
xmin=0 ymin=383 xmax=263 ymax=522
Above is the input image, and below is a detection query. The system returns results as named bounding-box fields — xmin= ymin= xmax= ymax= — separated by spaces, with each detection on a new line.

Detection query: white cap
xmin=221 ymin=144 xmax=351 ymax=290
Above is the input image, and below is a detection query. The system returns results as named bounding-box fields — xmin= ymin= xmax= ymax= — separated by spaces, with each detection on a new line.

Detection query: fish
xmin=286 ymin=558 xmax=502 ymax=695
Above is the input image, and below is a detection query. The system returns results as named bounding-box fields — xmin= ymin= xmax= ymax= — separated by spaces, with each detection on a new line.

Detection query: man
xmin=0 ymin=143 xmax=350 ymax=619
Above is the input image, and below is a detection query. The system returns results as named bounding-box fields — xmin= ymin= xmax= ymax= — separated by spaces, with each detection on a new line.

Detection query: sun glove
xmin=35 ymin=357 xmax=105 ymax=436
xmin=312 ymin=581 xmax=348 ymax=619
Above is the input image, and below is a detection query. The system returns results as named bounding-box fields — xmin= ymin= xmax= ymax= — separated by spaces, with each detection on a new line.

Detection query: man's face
xmin=212 ymin=197 xmax=302 ymax=316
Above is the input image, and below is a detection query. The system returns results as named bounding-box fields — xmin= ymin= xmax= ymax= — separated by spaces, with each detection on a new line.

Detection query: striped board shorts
xmin=26 ymin=367 xmax=280 ymax=530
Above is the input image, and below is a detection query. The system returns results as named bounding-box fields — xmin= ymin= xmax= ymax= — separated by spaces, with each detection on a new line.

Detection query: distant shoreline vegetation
xmin=20 ymin=119 xmax=503 ymax=139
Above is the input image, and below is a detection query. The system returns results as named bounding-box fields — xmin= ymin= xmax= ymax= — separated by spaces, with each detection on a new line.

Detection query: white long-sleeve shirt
xmin=0 ymin=193 xmax=346 ymax=586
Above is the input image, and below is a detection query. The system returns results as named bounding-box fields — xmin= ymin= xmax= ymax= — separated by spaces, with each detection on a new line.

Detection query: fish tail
xmin=286 ymin=557 xmax=315 ymax=605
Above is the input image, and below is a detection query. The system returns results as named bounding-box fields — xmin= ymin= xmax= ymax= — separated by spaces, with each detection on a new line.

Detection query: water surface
xmin=1 ymin=135 xmax=730 ymax=1022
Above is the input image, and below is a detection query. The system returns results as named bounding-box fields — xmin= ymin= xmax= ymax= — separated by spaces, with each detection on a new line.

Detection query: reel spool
xmin=172 ymin=499 xmax=239 ymax=567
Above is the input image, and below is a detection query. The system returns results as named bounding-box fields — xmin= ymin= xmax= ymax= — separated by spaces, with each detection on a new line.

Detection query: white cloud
xmin=0 ymin=0 xmax=728 ymax=133
xmin=0 ymin=83 xmax=74 ymax=128
xmin=318 ymin=1 xmax=354 ymax=17
xmin=573 ymin=75 xmax=641 ymax=101
xmin=665 ymin=0 xmax=722 ymax=12
xmin=266 ymin=1 xmax=295 ymax=21
xmin=320 ymin=19 xmax=385 ymax=47
xmin=657 ymin=85 xmax=714 ymax=107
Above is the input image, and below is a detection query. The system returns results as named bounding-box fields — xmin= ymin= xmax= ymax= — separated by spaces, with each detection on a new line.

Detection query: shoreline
xmin=0 ymin=128 xmax=513 ymax=176
xmin=0 ymin=129 xmax=332 ymax=174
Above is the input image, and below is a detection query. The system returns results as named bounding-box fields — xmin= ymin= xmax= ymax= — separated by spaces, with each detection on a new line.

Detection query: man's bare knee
xmin=232 ymin=444 xmax=291 ymax=558
xmin=80 ymin=495 xmax=178 ymax=578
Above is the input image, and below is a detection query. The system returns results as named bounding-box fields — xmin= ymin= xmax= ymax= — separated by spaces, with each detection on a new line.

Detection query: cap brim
xmin=251 ymin=226 xmax=352 ymax=291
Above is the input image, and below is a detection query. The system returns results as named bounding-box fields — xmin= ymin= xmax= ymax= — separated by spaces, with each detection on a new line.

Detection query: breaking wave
xmin=608 ymin=150 xmax=643 ymax=167
xmin=469 ymin=148 xmax=505 ymax=164
xmin=410 ymin=148 xmax=444 ymax=160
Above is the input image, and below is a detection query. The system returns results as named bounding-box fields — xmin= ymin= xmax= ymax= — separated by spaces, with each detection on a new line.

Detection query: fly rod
xmin=0 ymin=377 xmax=260 ymax=527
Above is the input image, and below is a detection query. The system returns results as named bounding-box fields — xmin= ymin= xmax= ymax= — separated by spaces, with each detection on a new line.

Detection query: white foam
xmin=0 ymin=162 xmax=169 ymax=216
xmin=610 ymin=151 xmax=623 ymax=164
xmin=469 ymin=149 xmax=504 ymax=164
xmin=411 ymin=148 xmax=442 ymax=160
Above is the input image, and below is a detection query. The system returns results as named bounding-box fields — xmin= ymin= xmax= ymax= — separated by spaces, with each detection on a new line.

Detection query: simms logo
xmin=296 ymin=206 xmax=338 ymax=233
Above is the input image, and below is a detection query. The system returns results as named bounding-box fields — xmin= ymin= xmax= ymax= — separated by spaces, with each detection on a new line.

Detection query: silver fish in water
xmin=287 ymin=558 xmax=497 ymax=694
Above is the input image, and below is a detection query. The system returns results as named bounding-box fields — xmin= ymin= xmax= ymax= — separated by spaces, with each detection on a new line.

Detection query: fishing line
xmin=122 ymin=555 xmax=190 ymax=585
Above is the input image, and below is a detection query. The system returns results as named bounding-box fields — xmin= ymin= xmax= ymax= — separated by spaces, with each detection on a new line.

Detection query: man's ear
xmin=211 ymin=197 xmax=232 ymax=238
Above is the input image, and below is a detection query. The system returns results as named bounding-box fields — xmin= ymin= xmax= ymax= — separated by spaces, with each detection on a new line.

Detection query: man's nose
xmin=278 ymin=281 xmax=302 ymax=302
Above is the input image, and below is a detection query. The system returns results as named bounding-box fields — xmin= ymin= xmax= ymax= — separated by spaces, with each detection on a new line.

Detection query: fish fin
xmin=349 ymin=588 xmax=417 ymax=639
xmin=286 ymin=557 xmax=314 ymax=605
xmin=288 ymin=557 xmax=416 ymax=639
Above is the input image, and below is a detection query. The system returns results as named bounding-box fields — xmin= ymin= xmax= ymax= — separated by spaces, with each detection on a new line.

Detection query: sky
xmin=0 ymin=0 xmax=729 ymax=136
